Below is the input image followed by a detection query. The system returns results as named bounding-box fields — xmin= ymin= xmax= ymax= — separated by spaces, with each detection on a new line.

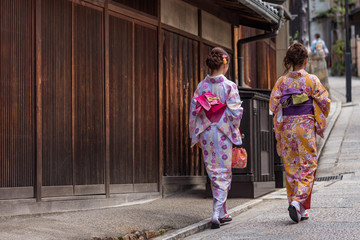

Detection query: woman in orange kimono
xmin=269 ymin=43 xmax=331 ymax=223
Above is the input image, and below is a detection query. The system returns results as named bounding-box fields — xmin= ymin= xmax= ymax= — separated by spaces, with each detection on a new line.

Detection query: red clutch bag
xmin=232 ymin=147 xmax=247 ymax=169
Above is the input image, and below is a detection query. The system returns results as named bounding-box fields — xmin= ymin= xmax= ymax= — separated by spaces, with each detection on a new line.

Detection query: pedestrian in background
xmin=311 ymin=33 xmax=329 ymax=55
xmin=189 ymin=47 xmax=243 ymax=229
xmin=269 ymin=43 xmax=331 ymax=223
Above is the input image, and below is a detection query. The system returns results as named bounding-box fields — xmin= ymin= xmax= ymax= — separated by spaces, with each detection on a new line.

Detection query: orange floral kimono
xmin=269 ymin=69 xmax=331 ymax=209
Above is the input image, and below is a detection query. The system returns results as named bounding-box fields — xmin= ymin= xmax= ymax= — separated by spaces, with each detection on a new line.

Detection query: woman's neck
xmin=293 ymin=65 xmax=305 ymax=72
xmin=209 ymin=70 xmax=223 ymax=77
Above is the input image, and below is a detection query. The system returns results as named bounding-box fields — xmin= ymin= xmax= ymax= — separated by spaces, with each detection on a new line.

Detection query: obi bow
xmin=194 ymin=91 xmax=226 ymax=123
xmin=280 ymin=88 xmax=309 ymax=107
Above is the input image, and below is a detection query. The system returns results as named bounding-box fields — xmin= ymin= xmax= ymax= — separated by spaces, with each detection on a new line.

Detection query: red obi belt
xmin=194 ymin=91 xmax=226 ymax=123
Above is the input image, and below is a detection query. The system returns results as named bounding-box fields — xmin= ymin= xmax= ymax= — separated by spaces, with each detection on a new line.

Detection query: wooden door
xmin=0 ymin=0 xmax=35 ymax=200
xmin=72 ymin=3 xmax=105 ymax=195
xmin=109 ymin=12 xmax=159 ymax=193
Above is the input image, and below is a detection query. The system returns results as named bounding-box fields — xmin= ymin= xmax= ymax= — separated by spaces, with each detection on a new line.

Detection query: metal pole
xmin=345 ymin=0 xmax=352 ymax=102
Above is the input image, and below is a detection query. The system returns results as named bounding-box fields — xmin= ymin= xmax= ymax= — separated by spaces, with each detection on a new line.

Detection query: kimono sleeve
xmin=269 ymin=77 xmax=284 ymax=155
xmin=189 ymin=84 xmax=211 ymax=147
xmin=216 ymin=82 xmax=243 ymax=145
xmin=269 ymin=77 xmax=283 ymax=115
xmin=310 ymin=74 xmax=331 ymax=137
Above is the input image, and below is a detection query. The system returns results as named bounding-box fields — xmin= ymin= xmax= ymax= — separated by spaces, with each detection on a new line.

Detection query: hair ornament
xmin=222 ymin=54 xmax=227 ymax=64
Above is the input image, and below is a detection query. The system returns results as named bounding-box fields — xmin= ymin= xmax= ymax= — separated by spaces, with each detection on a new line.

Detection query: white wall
xmin=201 ymin=11 xmax=232 ymax=49
xmin=161 ymin=0 xmax=198 ymax=36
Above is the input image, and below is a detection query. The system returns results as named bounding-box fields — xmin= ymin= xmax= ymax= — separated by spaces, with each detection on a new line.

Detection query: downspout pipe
xmin=237 ymin=5 xmax=285 ymax=87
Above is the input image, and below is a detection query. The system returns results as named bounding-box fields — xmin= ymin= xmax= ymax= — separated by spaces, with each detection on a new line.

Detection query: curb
xmin=317 ymin=100 xmax=342 ymax=158
xmin=155 ymin=199 xmax=263 ymax=240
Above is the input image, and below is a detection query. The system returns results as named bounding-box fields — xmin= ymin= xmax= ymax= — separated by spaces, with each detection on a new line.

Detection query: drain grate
xmin=315 ymin=175 xmax=343 ymax=181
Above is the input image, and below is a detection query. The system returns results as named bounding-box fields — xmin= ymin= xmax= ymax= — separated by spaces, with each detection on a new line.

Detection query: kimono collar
xmin=289 ymin=69 xmax=308 ymax=77
xmin=205 ymin=74 xmax=225 ymax=83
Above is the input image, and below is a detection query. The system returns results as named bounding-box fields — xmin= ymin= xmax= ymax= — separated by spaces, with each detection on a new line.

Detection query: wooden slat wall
xmin=241 ymin=26 xmax=258 ymax=88
xmin=257 ymin=38 xmax=277 ymax=89
xmin=0 ymin=0 xmax=35 ymax=188
xmin=134 ymin=24 xmax=158 ymax=183
xmin=269 ymin=40 xmax=277 ymax=87
xmin=73 ymin=4 xmax=105 ymax=185
xmin=41 ymin=0 xmax=72 ymax=186
xmin=257 ymin=41 xmax=267 ymax=89
xmin=0 ymin=0 xmax=243 ymax=198
xmin=200 ymin=44 xmax=212 ymax=80
xmin=163 ymin=30 xmax=203 ymax=177
xmin=109 ymin=15 xmax=133 ymax=185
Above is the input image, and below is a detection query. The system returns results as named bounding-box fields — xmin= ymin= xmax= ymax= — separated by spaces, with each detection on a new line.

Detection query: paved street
xmin=185 ymin=76 xmax=360 ymax=240
xmin=0 ymin=76 xmax=358 ymax=240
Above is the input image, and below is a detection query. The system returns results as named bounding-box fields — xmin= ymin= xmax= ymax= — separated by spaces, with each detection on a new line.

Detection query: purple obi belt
xmin=280 ymin=88 xmax=314 ymax=116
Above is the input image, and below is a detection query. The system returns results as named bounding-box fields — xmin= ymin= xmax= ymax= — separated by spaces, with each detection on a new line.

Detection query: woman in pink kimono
xmin=189 ymin=47 xmax=243 ymax=229
xmin=269 ymin=43 xmax=331 ymax=223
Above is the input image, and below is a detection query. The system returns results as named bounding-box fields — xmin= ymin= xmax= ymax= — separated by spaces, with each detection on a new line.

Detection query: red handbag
xmin=232 ymin=146 xmax=247 ymax=169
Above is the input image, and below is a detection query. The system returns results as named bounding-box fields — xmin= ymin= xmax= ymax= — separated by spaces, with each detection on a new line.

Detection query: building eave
xmin=183 ymin=0 xmax=289 ymax=31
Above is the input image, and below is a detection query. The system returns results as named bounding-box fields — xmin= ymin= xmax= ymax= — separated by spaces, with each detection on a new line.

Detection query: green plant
xmin=331 ymin=39 xmax=345 ymax=76
xmin=315 ymin=0 xmax=355 ymax=22
xmin=289 ymin=30 xmax=299 ymax=44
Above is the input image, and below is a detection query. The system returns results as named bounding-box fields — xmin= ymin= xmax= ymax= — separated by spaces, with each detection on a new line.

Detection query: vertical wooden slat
xmin=35 ymin=0 xmax=42 ymax=201
xmin=158 ymin=0 xmax=163 ymax=193
xmin=197 ymin=11 xmax=203 ymax=176
xmin=71 ymin=1 xmax=76 ymax=192
xmin=190 ymin=40 xmax=196 ymax=176
xmin=172 ymin=33 xmax=178 ymax=176
xmin=265 ymin=39 xmax=270 ymax=89
xmin=179 ymin=36 xmax=184 ymax=175
xmin=104 ymin=0 xmax=110 ymax=197
xmin=131 ymin=20 xmax=135 ymax=189
xmin=163 ymin=30 xmax=170 ymax=176
xmin=183 ymin=38 xmax=189 ymax=176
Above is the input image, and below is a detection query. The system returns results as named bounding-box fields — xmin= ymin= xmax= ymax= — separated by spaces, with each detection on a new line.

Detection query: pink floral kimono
xmin=189 ymin=74 xmax=243 ymax=223
xmin=269 ymin=69 xmax=331 ymax=209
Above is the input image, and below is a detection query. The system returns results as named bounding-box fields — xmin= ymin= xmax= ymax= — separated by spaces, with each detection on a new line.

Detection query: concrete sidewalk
xmin=0 ymin=81 xmax=343 ymax=240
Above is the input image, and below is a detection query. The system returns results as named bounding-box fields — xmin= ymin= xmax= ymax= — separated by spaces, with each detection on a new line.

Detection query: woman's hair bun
xmin=283 ymin=42 xmax=308 ymax=73
xmin=206 ymin=47 xmax=229 ymax=71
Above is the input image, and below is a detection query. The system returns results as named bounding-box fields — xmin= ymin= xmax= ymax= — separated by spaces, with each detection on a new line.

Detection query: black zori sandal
xmin=288 ymin=205 xmax=300 ymax=223
xmin=218 ymin=214 xmax=232 ymax=223
xmin=210 ymin=221 xmax=220 ymax=229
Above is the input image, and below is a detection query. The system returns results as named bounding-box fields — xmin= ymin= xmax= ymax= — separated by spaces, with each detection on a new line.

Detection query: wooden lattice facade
xmin=0 ymin=0 xmax=279 ymax=205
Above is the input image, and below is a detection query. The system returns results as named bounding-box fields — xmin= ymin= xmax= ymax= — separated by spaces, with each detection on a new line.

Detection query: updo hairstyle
xmin=283 ymin=42 xmax=308 ymax=73
xmin=205 ymin=47 xmax=229 ymax=72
